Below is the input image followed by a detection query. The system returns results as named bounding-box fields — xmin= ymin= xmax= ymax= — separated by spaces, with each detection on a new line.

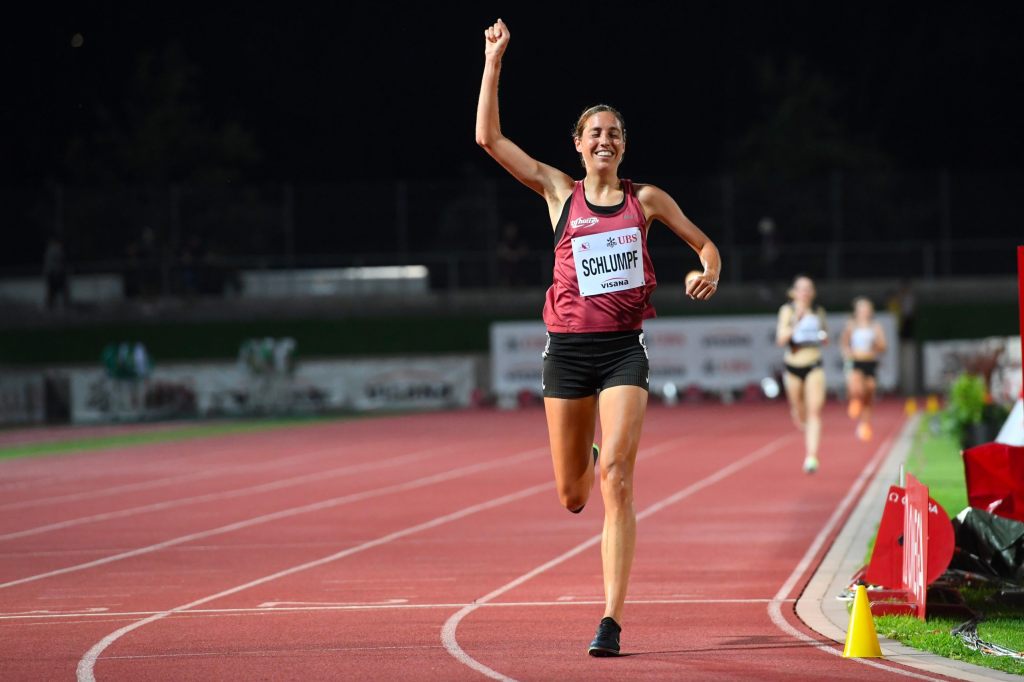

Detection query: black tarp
xmin=951 ymin=508 xmax=1024 ymax=584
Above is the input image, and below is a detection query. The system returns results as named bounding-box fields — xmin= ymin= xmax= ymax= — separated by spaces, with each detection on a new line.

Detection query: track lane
xmin=0 ymin=401 xmax=958 ymax=681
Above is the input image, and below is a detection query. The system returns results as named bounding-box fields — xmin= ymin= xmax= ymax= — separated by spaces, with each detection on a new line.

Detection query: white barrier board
xmin=492 ymin=313 xmax=899 ymax=396
xmin=69 ymin=356 xmax=475 ymax=424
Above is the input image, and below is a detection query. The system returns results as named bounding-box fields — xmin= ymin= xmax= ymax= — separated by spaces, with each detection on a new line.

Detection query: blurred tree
xmin=726 ymin=55 xmax=899 ymax=250
xmin=728 ymin=55 xmax=889 ymax=178
xmin=63 ymin=41 xmax=261 ymax=184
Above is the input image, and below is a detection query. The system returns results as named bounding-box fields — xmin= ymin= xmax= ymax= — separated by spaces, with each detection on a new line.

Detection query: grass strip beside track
xmin=876 ymin=615 xmax=1024 ymax=676
xmin=0 ymin=416 xmax=345 ymax=461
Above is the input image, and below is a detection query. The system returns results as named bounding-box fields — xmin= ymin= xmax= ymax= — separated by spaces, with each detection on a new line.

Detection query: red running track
xmin=0 ymin=401 xmax=957 ymax=681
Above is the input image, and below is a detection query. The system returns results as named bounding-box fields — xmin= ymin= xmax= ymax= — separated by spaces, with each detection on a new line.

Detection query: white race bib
xmin=571 ymin=227 xmax=645 ymax=297
xmin=792 ymin=311 xmax=824 ymax=345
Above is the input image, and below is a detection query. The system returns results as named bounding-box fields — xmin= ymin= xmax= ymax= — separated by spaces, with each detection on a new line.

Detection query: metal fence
xmin=4 ymin=170 xmax=1020 ymax=294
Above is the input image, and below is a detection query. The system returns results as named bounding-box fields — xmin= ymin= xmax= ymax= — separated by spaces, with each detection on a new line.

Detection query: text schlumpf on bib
xmin=571 ymin=227 xmax=645 ymax=297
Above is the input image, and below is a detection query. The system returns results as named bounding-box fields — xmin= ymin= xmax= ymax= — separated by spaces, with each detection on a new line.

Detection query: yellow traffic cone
xmin=925 ymin=395 xmax=940 ymax=414
xmin=843 ymin=585 xmax=883 ymax=658
xmin=904 ymin=398 xmax=918 ymax=416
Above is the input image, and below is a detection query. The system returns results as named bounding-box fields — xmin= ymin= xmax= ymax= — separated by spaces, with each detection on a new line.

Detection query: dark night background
xmin=4 ymin=2 xmax=1024 ymax=277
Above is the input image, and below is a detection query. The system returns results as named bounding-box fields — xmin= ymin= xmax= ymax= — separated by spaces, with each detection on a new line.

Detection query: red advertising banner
xmin=902 ymin=474 xmax=929 ymax=620
xmin=864 ymin=485 xmax=954 ymax=589
xmin=964 ymin=442 xmax=1024 ymax=522
xmin=1018 ymin=246 xmax=1023 ymax=403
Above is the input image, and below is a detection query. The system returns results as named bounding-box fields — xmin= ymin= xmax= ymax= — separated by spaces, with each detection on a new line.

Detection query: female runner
xmin=775 ymin=275 xmax=827 ymax=473
xmin=477 ymin=19 xmax=721 ymax=656
xmin=841 ymin=297 xmax=887 ymax=441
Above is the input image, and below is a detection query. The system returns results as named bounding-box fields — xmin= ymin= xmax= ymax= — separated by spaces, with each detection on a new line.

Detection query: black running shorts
xmin=852 ymin=360 xmax=878 ymax=378
xmin=542 ymin=330 xmax=650 ymax=399
xmin=784 ymin=360 xmax=824 ymax=381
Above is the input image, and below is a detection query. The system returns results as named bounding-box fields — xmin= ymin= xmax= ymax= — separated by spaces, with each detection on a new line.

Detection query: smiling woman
xmin=572 ymin=104 xmax=626 ymax=168
xmin=474 ymin=17 xmax=722 ymax=658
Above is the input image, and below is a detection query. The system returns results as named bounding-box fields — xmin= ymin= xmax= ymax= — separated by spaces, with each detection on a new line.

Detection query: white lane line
xmin=0 ymin=440 xmax=374 ymax=512
xmin=0 ymin=423 xmax=199 ymax=452
xmin=0 ymin=469 xmax=240 ymax=512
xmin=0 ymin=477 xmax=61 ymax=493
xmin=0 ymin=540 xmax=421 ymax=559
xmin=0 ymin=443 xmax=461 ymax=541
xmin=765 ymin=430 xmax=946 ymax=681
xmin=0 ymin=439 xmax=253 ymax=481
xmin=74 ymin=435 xmax=688 ymax=682
xmin=441 ymin=435 xmax=793 ymax=682
xmin=102 ymin=644 xmax=444 ymax=660
xmin=0 ymin=425 xmax=391 ymax=497
xmin=0 ymin=597 xmax=792 ymax=621
xmin=1 ymin=447 xmax=548 ymax=590
xmin=0 ymin=442 xmax=280 ymax=504
xmin=1 ymin=607 xmax=111 ymax=617
xmin=76 ymin=482 xmax=552 ymax=682
xmin=257 ymin=599 xmax=410 ymax=607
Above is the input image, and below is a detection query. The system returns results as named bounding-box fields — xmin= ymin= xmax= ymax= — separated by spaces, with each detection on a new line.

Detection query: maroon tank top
xmin=542 ymin=180 xmax=657 ymax=333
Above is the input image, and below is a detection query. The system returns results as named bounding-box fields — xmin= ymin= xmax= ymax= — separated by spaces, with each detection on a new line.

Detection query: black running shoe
xmin=588 ymin=616 xmax=621 ymax=656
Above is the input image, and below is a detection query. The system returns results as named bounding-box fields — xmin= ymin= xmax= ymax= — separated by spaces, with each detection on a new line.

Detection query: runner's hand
xmin=686 ymin=273 xmax=718 ymax=301
xmin=484 ymin=19 xmax=509 ymax=60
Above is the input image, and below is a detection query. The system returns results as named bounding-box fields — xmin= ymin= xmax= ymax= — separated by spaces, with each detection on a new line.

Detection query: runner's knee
xmin=600 ymin=460 xmax=633 ymax=507
xmin=558 ymin=485 xmax=589 ymax=512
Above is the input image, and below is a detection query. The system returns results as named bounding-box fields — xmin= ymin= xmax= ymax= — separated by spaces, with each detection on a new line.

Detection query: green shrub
xmin=943 ymin=372 xmax=1014 ymax=448
xmin=943 ymin=372 xmax=987 ymax=445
